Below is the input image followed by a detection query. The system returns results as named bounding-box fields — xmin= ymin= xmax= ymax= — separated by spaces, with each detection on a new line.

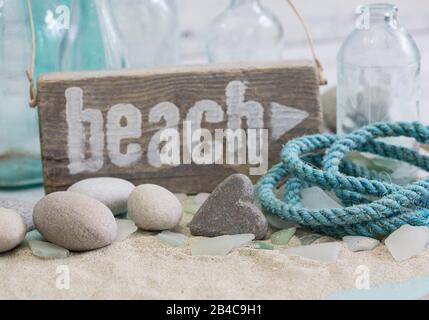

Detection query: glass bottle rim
xmin=359 ymin=3 xmax=399 ymax=14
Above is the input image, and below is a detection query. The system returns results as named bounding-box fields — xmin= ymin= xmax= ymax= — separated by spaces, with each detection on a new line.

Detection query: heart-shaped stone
xmin=189 ymin=174 xmax=268 ymax=240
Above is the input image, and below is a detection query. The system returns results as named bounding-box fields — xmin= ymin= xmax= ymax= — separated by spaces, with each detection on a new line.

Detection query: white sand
xmin=1 ymin=212 xmax=429 ymax=300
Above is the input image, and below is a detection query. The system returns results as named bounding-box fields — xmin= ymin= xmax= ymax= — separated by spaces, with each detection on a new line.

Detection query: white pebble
xmin=343 ymin=236 xmax=380 ymax=252
xmin=385 ymin=225 xmax=429 ymax=262
xmin=0 ymin=208 xmax=27 ymax=253
xmin=68 ymin=177 xmax=135 ymax=216
xmin=34 ymin=192 xmax=118 ymax=251
xmin=282 ymin=242 xmax=342 ymax=262
xmin=128 ymin=184 xmax=183 ymax=231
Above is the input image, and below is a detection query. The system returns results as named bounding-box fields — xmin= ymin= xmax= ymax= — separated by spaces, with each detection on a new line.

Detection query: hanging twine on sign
xmin=257 ymin=122 xmax=429 ymax=238
xmin=286 ymin=0 xmax=327 ymax=85
xmin=25 ymin=0 xmax=38 ymax=108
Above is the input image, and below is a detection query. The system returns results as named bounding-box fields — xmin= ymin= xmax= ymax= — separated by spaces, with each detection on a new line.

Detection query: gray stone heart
xmin=189 ymin=174 xmax=268 ymax=240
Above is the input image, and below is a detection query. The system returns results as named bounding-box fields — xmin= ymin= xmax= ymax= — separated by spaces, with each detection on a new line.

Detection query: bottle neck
xmin=229 ymin=0 xmax=260 ymax=9
xmin=359 ymin=4 xmax=399 ymax=28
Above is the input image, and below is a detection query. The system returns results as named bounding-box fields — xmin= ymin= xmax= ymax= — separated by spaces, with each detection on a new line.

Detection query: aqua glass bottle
xmin=0 ymin=0 xmax=42 ymax=187
xmin=109 ymin=0 xmax=179 ymax=68
xmin=337 ymin=4 xmax=421 ymax=183
xmin=206 ymin=0 xmax=284 ymax=63
xmin=60 ymin=0 xmax=126 ymax=71
xmin=31 ymin=0 xmax=72 ymax=79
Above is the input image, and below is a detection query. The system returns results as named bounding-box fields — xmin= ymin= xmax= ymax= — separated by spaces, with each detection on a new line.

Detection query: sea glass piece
xmin=230 ymin=234 xmax=255 ymax=249
xmin=271 ymin=228 xmax=296 ymax=245
xmin=191 ymin=236 xmax=235 ymax=256
xmin=194 ymin=193 xmax=210 ymax=206
xmin=182 ymin=198 xmax=200 ymax=215
xmin=250 ymin=242 xmax=274 ymax=250
xmin=282 ymin=243 xmax=342 ymax=262
xmin=25 ymin=230 xmax=44 ymax=242
xmin=28 ymin=240 xmax=70 ymax=259
xmin=301 ymin=187 xmax=343 ymax=209
xmin=157 ymin=231 xmax=188 ymax=247
xmin=385 ymin=225 xmax=429 ymax=261
xmin=115 ymin=219 xmax=138 ymax=242
xmin=265 ymin=214 xmax=297 ymax=230
xmin=299 ymin=234 xmax=322 ymax=246
xmin=343 ymin=236 xmax=380 ymax=252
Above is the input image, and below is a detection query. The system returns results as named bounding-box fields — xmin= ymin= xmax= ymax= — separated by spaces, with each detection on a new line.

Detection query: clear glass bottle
xmin=337 ymin=4 xmax=421 ymax=139
xmin=0 ymin=0 xmax=42 ymax=187
xmin=109 ymin=0 xmax=179 ymax=68
xmin=60 ymin=0 xmax=126 ymax=71
xmin=337 ymin=4 xmax=421 ymax=183
xmin=206 ymin=0 xmax=284 ymax=63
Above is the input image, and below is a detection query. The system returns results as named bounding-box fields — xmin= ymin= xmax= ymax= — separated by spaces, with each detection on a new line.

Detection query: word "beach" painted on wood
xmin=37 ymin=62 xmax=322 ymax=193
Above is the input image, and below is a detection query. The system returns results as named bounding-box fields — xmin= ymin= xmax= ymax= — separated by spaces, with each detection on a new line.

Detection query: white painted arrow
xmin=270 ymin=102 xmax=309 ymax=141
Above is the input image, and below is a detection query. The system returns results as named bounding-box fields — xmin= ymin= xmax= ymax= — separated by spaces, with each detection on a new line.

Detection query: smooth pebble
xmin=385 ymin=225 xmax=429 ymax=262
xmin=33 ymin=192 xmax=118 ymax=251
xmin=0 ymin=208 xmax=27 ymax=253
xmin=189 ymin=174 xmax=268 ymax=240
xmin=343 ymin=236 xmax=380 ymax=252
xmin=68 ymin=178 xmax=135 ymax=216
xmin=128 ymin=184 xmax=183 ymax=231
xmin=0 ymin=198 xmax=35 ymax=231
xmin=28 ymin=240 xmax=70 ymax=259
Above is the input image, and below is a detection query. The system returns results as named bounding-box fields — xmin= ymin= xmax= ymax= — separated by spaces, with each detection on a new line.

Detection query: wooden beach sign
xmin=36 ymin=61 xmax=322 ymax=194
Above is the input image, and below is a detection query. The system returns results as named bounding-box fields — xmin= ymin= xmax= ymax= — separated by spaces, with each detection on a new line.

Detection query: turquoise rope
xmin=256 ymin=122 xmax=429 ymax=238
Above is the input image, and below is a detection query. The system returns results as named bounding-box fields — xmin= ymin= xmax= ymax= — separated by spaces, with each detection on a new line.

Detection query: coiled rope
xmin=257 ymin=122 xmax=429 ymax=238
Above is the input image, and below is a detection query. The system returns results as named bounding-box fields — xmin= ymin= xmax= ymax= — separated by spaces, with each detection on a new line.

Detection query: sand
xmin=1 ymin=212 xmax=429 ymax=300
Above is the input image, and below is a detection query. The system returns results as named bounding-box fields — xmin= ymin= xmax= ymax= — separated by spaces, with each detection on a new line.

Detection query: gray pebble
xmin=0 ymin=198 xmax=35 ymax=231
xmin=189 ymin=174 xmax=268 ymax=240
xmin=0 ymin=208 xmax=26 ymax=253
xmin=128 ymin=184 xmax=183 ymax=231
xmin=33 ymin=192 xmax=117 ymax=251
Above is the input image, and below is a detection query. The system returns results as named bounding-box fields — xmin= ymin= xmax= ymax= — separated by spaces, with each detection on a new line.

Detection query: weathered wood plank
xmin=37 ymin=61 xmax=322 ymax=193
